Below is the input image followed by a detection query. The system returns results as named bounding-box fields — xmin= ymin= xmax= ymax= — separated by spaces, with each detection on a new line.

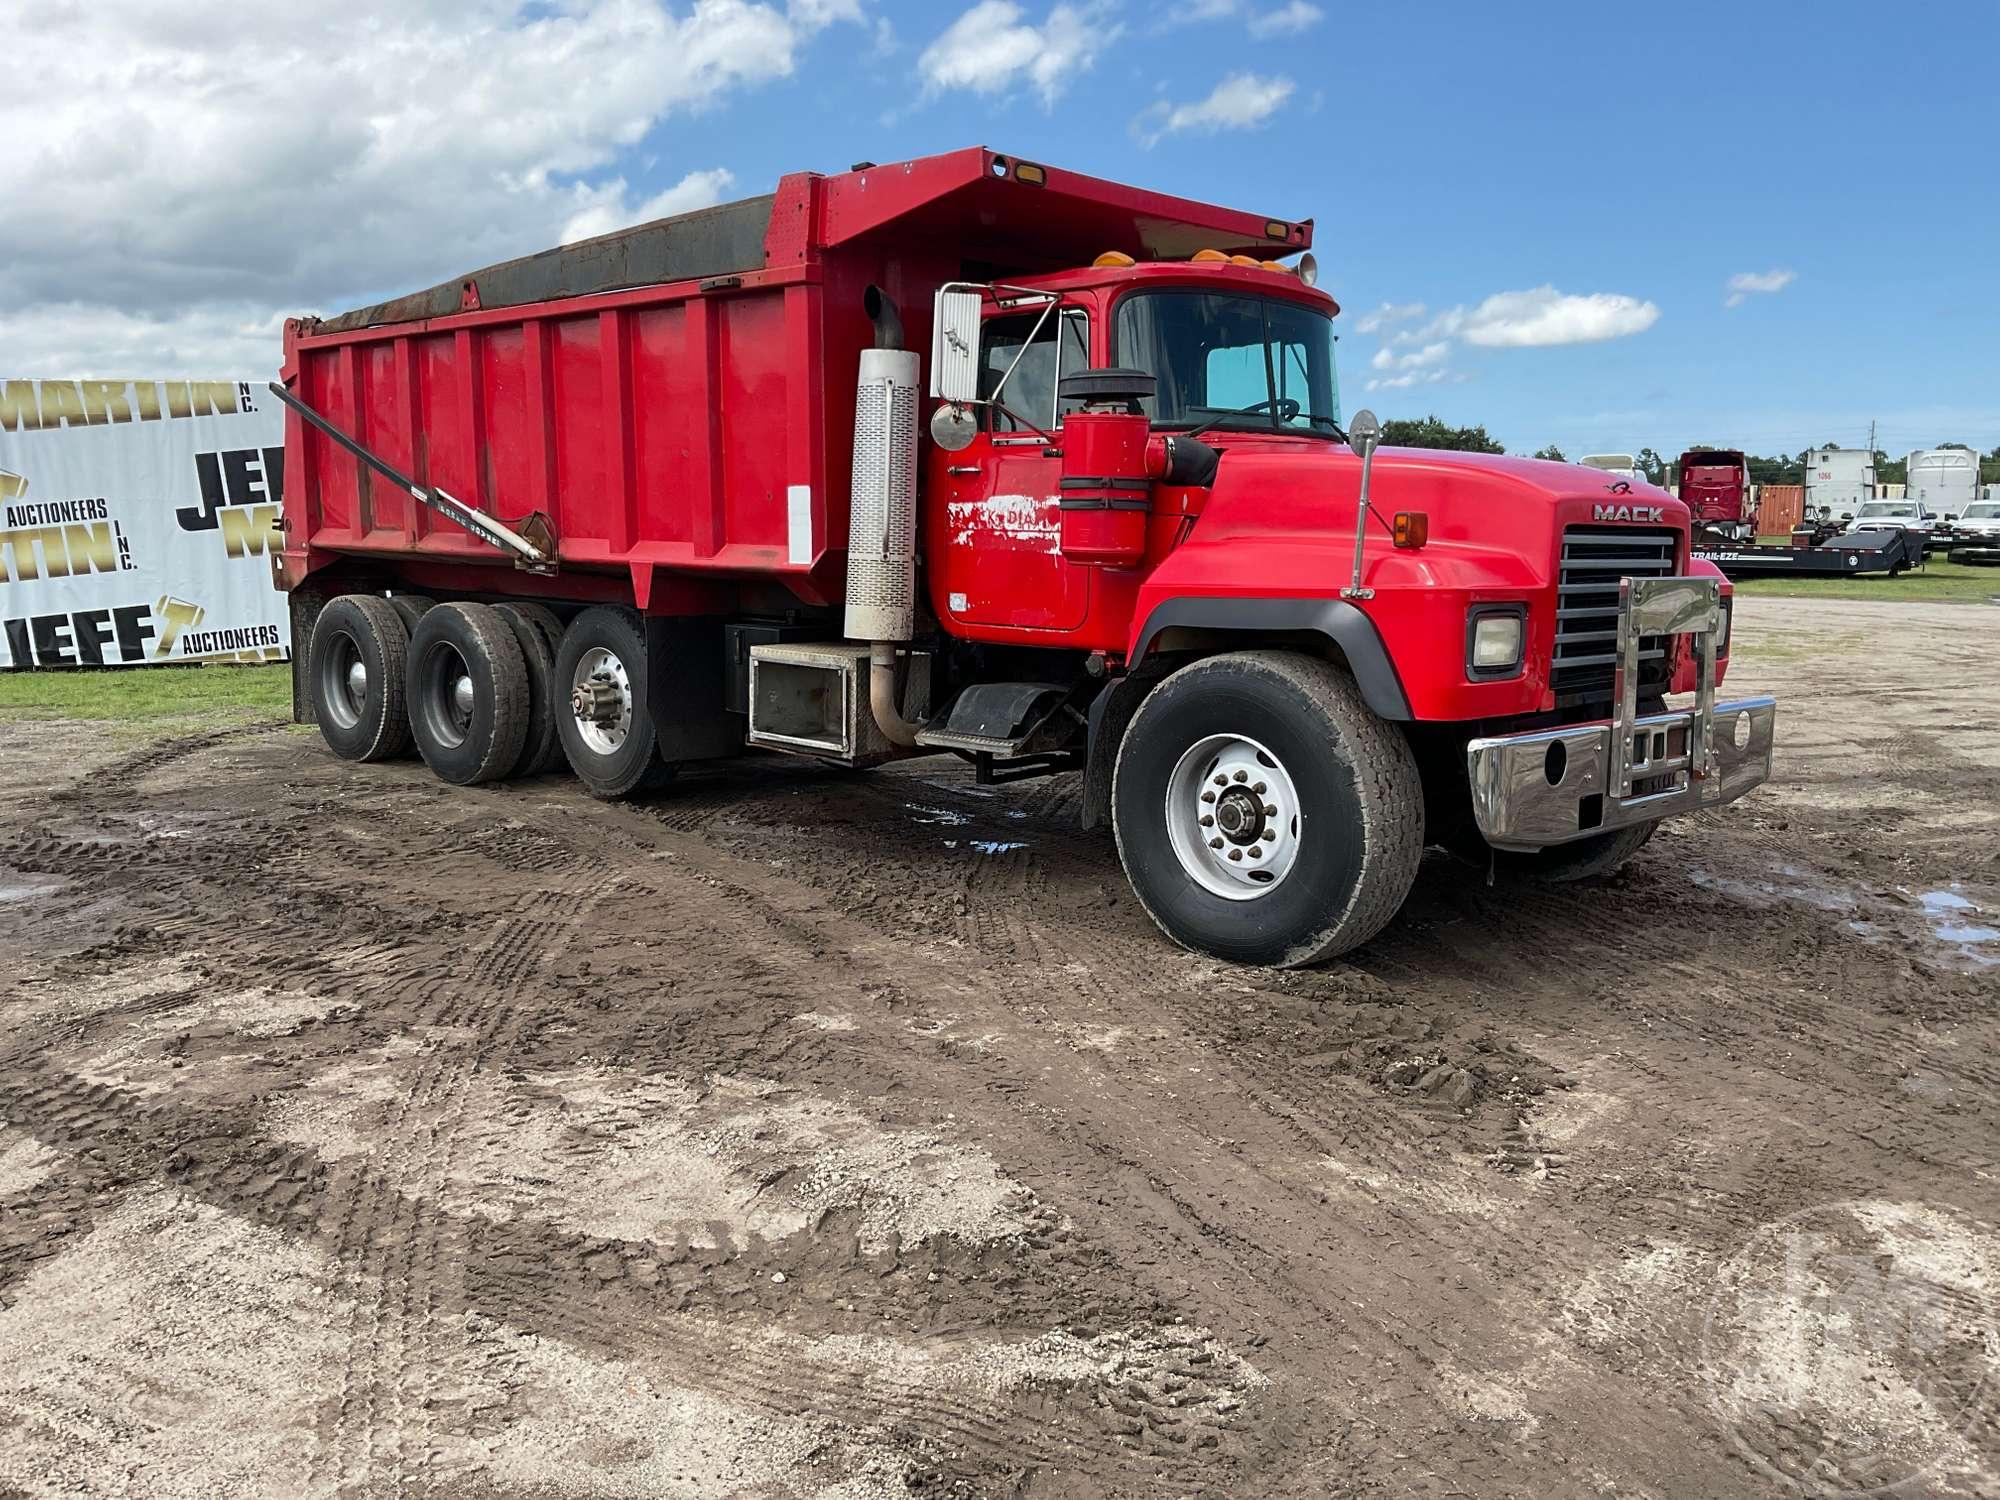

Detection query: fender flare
xmin=1127 ymin=596 xmax=1413 ymax=720
xmin=1078 ymin=597 xmax=1412 ymax=830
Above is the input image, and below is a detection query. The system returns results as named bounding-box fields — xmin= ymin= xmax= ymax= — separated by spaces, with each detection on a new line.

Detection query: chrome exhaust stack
xmin=845 ymin=286 xmax=923 ymax=747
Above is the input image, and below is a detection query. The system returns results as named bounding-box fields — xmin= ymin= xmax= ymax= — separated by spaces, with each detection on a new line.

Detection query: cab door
xmin=927 ymin=307 xmax=1093 ymax=634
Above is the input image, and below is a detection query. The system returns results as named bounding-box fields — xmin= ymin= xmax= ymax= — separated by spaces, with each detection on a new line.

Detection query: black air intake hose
xmin=1158 ymin=434 xmax=1221 ymax=488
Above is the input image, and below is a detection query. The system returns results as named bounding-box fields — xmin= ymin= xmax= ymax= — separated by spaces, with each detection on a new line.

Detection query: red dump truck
xmin=275 ymin=146 xmax=1776 ymax=967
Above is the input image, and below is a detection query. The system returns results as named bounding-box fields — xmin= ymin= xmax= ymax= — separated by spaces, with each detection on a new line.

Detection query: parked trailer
xmin=1805 ymin=448 xmax=1876 ymax=517
xmin=276 ymin=147 xmax=1776 ymax=967
xmin=1907 ymin=448 xmax=1981 ymax=550
xmin=1693 ymin=524 xmax=1923 ymax=577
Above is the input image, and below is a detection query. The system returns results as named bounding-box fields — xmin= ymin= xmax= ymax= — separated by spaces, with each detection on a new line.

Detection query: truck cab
xmin=1678 ymin=448 xmax=1755 ymax=543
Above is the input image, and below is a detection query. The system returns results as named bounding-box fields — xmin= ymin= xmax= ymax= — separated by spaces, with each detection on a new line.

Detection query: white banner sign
xmin=0 ymin=379 xmax=289 ymax=667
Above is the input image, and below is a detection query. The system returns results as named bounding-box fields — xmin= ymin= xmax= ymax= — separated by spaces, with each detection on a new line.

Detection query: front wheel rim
xmin=1164 ymin=733 xmax=1303 ymax=900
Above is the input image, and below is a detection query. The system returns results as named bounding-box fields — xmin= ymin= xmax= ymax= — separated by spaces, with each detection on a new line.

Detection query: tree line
xmin=1380 ymin=417 xmax=2000 ymax=488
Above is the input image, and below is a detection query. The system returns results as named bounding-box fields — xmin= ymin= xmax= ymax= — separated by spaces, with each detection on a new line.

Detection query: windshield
xmin=1856 ymin=504 xmax=1913 ymax=518
xmin=1962 ymin=502 xmax=2000 ymax=519
xmin=1113 ymin=290 xmax=1340 ymax=434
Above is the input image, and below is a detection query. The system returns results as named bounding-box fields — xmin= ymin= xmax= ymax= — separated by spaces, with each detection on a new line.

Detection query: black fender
xmin=1079 ymin=597 xmax=1412 ymax=829
xmin=1128 ymin=596 xmax=1412 ymax=719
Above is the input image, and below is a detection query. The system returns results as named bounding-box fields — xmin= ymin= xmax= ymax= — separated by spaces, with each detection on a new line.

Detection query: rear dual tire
xmin=308 ymin=596 xmax=412 ymax=762
xmin=406 ymin=603 xmax=531 ymax=785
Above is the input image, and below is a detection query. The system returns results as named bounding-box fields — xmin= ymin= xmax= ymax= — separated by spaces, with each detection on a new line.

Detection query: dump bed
xmin=276 ymin=146 xmax=1314 ymax=611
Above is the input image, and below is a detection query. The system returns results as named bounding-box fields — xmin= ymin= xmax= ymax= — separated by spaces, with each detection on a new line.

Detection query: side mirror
xmin=1840 ymin=512 xmax=1853 ymax=522
xmin=1944 ymin=513 xmax=1957 ymax=523
xmin=1348 ymin=407 xmax=1382 ymax=459
xmin=930 ymin=288 xmax=983 ymax=403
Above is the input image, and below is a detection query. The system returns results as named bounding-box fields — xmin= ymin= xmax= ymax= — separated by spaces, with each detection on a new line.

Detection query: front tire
xmin=1112 ymin=651 xmax=1424 ymax=967
xmin=406 ymin=603 xmax=530 ymax=785
xmin=308 ymin=596 xmax=411 ymax=762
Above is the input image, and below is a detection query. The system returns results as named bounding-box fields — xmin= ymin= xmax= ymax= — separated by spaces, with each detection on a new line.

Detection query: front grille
xmin=1552 ymin=527 xmax=1679 ymax=698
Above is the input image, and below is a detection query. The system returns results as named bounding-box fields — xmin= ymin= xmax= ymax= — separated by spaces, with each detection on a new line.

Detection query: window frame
xmin=1106 ymin=283 xmax=1341 ymax=436
xmin=979 ymin=304 xmax=1093 ymax=439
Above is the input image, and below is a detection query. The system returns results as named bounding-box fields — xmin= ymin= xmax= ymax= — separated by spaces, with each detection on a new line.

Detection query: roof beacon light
xmin=1296 ymin=252 xmax=1319 ymax=286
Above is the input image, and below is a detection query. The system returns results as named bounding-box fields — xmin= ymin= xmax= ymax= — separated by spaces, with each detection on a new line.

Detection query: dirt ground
xmin=2 ymin=595 xmax=1997 ymax=1499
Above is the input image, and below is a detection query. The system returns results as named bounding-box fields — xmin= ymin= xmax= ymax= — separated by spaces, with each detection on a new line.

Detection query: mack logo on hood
xmin=1593 ymin=503 xmax=1666 ymax=523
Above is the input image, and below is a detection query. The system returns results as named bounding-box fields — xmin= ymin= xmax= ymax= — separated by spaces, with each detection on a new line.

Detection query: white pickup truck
xmin=1841 ymin=497 xmax=1937 ymax=547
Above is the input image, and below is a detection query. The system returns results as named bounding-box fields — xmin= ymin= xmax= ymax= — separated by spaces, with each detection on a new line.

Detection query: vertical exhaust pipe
xmin=846 ymin=286 xmax=922 ymax=747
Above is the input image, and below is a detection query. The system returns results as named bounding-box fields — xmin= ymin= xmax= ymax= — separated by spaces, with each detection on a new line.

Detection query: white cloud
xmin=1 ymin=1 xmax=858 ymax=373
xmin=0 ymin=304 xmax=291 ymax=379
xmin=1370 ymin=341 xmax=1450 ymax=374
xmin=918 ymin=1 xmax=1116 ymax=105
xmin=1432 ymin=286 xmax=1661 ymax=348
xmin=562 ymin=168 xmax=738 ymax=244
xmin=1355 ymin=285 xmax=1657 ymax=394
xmin=1725 ymin=267 xmax=1796 ymax=308
xmin=1134 ymin=73 xmax=1295 ymax=147
xmin=1352 ymin=301 xmax=1428 ymax=335
xmin=1164 ymin=0 xmax=1317 ymax=31
xmin=1248 ymin=1 xmax=1322 ymax=37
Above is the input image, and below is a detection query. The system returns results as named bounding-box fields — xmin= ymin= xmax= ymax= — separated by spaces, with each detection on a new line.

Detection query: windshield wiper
xmin=1175 ymin=403 xmax=1347 ymax=442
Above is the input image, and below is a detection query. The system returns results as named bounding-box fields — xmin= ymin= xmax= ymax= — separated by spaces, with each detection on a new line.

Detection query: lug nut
xmin=1263 ymin=804 xmax=1278 ymax=818
xmin=1200 ymin=815 xmax=1213 ymax=827
xmin=1253 ymin=781 xmax=1266 ymax=794
xmin=1214 ymin=774 xmax=1228 ymax=787
xmin=1261 ymin=828 xmax=1276 ymax=841
xmin=1209 ymin=837 xmax=1223 ymax=849
xmin=1246 ymin=846 xmax=1260 ymax=859
xmin=1232 ymin=770 xmax=1248 ymax=782
xmin=1201 ymin=791 xmax=1216 ymax=803
xmin=1227 ymin=849 xmax=1242 ymax=861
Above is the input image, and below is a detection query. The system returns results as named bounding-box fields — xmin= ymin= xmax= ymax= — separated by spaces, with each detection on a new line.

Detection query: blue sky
xmin=7 ymin=0 xmax=1996 ymax=462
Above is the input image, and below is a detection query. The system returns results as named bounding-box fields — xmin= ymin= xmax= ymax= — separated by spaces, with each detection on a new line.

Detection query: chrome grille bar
xmin=1552 ymin=527 xmax=1678 ymax=693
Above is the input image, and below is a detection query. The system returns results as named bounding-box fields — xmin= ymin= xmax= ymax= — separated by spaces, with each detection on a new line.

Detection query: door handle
xmin=946 ymin=465 xmax=979 ymax=476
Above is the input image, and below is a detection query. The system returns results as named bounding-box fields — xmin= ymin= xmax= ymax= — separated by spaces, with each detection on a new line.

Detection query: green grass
xmin=0 ymin=661 xmax=293 ymax=722
xmin=1732 ymin=556 xmax=2000 ymax=605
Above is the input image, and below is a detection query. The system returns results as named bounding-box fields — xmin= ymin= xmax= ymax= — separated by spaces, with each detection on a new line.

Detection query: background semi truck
xmin=275 ymin=147 xmax=1775 ymax=967
xmin=1677 ymin=448 xmax=1755 ymax=542
xmin=1906 ymin=447 xmax=1980 ymax=519
xmin=1806 ymin=447 xmax=1876 ymax=517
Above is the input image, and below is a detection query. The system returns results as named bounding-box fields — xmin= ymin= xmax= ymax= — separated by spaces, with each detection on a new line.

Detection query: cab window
xmin=979 ymin=308 xmax=1090 ymax=432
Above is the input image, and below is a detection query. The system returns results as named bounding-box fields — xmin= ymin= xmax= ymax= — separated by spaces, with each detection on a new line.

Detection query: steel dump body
xmin=276 ymin=148 xmax=1311 ymax=611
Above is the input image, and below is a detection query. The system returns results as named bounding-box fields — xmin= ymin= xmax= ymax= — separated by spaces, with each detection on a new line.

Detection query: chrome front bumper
xmin=1465 ymin=574 xmax=1777 ymax=850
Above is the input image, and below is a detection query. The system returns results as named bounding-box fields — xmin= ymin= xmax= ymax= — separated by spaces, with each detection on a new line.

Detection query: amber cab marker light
xmin=1190 ymin=248 xmax=1229 ymax=263
xmin=1014 ymin=161 xmax=1047 ymax=185
xmin=1393 ymin=511 xmax=1429 ymax=549
xmin=1094 ymin=250 xmax=1136 ymax=268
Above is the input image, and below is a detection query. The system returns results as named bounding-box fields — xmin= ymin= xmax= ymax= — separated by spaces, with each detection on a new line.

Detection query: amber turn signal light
xmin=1393 ymin=511 xmax=1428 ymax=549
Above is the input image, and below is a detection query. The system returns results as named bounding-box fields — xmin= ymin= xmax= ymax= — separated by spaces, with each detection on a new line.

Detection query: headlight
xmin=1466 ymin=605 xmax=1526 ymax=679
